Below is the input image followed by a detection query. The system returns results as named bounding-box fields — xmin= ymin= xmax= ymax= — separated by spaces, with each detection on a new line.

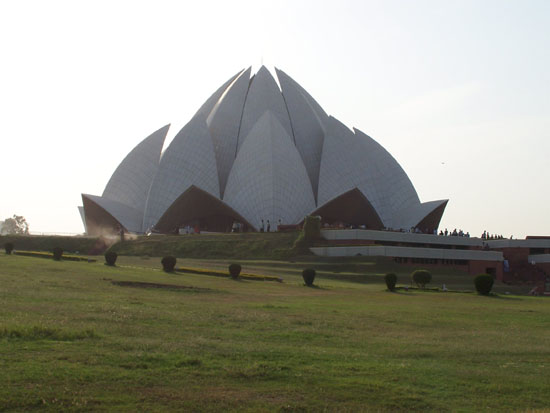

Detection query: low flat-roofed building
xmin=311 ymin=230 xmax=550 ymax=289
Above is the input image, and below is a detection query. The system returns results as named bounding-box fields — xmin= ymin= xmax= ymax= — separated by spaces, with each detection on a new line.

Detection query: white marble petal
xmin=78 ymin=206 xmax=87 ymax=234
xmin=391 ymin=199 xmax=449 ymax=231
xmin=236 ymin=66 xmax=293 ymax=152
xmin=143 ymin=114 xmax=220 ymax=231
xmin=276 ymin=68 xmax=325 ymax=201
xmin=353 ymin=128 xmax=420 ymax=226
xmin=102 ymin=124 xmax=169 ymax=212
xmin=207 ymin=67 xmax=252 ymax=197
xmin=82 ymin=194 xmax=144 ymax=233
xmin=317 ymin=117 xmax=380 ymax=209
xmin=276 ymin=67 xmax=328 ymax=121
xmin=224 ymin=111 xmax=316 ymax=230
xmin=193 ymin=69 xmax=244 ymax=118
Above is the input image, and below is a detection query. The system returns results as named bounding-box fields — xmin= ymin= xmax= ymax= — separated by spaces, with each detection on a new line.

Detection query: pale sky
xmin=1 ymin=0 xmax=548 ymax=238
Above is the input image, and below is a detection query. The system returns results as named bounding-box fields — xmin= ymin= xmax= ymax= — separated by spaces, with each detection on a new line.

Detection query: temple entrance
xmin=154 ymin=185 xmax=253 ymax=233
xmin=310 ymin=188 xmax=384 ymax=229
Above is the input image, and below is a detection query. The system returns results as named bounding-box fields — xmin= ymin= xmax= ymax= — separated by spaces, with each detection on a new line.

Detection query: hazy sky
xmin=1 ymin=0 xmax=548 ymax=238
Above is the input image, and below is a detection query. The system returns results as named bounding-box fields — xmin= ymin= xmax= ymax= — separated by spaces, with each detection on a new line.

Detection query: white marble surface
xmin=207 ymin=68 xmax=251 ymax=198
xmin=102 ymin=124 xmax=168 ymax=214
xmin=82 ymin=65 xmax=449 ymax=234
xmin=224 ymin=112 xmax=315 ymax=230
xmin=143 ymin=114 xmax=220 ymax=231
xmin=83 ymin=194 xmax=144 ymax=233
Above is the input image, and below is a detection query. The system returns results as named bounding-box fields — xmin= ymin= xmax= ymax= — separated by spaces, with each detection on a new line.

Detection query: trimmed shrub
xmin=228 ymin=263 xmax=241 ymax=279
xmin=292 ymin=232 xmax=308 ymax=250
xmin=474 ymin=274 xmax=494 ymax=295
xmin=302 ymin=268 xmax=316 ymax=286
xmin=104 ymin=251 xmax=118 ymax=266
xmin=303 ymin=216 xmax=321 ymax=242
xmin=161 ymin=256 xmax=177 ymax=272
xmin=4 ymin=242 xmax=14 ymax=255
xmin=411 ymin=269 xmax=431 ymax=288
xmin=52 ymin=247 xmax=63 ymax=261
xmin=384 ymin=273 xmax=397 ymax=291
xmin=293 ymin=215 xmax=321 ymax=251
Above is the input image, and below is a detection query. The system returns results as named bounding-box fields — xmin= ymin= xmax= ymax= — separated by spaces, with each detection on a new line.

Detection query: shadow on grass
xmin=0 ymin=326 xmax=97 ymax=341
xmin=111 ymin=280 xmax=212 ymax=292
xmin=303 ymin=284 xmax=329 ymax=290
xmin=482 ymin=293 xmax=523 ymax=300
xmin=385 ymin=290 xmax=417 ymax=295
xmin=230 ymin=277 xmax=250 ymax=283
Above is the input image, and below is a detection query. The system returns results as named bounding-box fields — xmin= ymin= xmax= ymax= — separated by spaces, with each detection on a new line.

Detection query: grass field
xmin=1 ymin=254 xmax=549 ymax=412
xmin=108 ymin=232 xmax=301 ymax=260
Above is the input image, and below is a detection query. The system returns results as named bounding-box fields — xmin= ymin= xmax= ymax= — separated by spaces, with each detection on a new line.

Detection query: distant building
xmin=79 ymin=66 xmax=447 ymax=235
xmin=311 ymin=230 xmax=550 ymax=291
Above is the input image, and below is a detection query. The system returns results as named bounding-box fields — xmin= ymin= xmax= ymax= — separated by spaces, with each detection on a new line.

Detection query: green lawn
xmin=1 ymin=254 xmax=549 ymax=411
xmin=108 ymin=232 xmax=301 ymax=260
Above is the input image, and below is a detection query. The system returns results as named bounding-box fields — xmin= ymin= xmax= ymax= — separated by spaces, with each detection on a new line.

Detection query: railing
xmin=28 ymin=232 xmax=85 ymax=237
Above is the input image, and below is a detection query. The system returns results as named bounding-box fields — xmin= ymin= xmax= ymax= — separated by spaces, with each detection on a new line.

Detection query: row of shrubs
xmin=5 ymin=243 xmax=281 ymax=282
xmin=4 ymin=243 xmax=92 ymax=262
xmin=5 ymin=242 xmax=65 ymax=260
xmin=384 ymin=269 xmax=495 ymax=295
xmin=5 ymin=241 xmax=494 ymax=293
xmin=106 ymin=252 xmax=270 ymax=281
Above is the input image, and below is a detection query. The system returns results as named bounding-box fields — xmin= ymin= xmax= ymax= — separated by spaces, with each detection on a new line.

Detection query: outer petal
xmin=276 ymin=68 xmax=326 ymax=201
xmin=237 ymin=66 xmax=293 ymax=152
xmin=143 ymin=114 xmax=220 ymax=231
xmin=317 ymin=117 xmax=384 ymax=212
xmin=102 ymin=124 xmax=169 ymax=212
xmin=224 ymin=111 xmax=316 ymax=230
xmin=353 ymin=127 xmax=420 ymax=226
xmin=78 ymin=206 xmax=87 ymax=233
xmin=392 ymin=199 xmax=448 ymax=232
xmin=275 ymin=68 xmax=328 ymax=120
xmin=206 ymin=67 xmax=252 ymax=197
xmin=193 ymin=69 xmax=244 ymax=117
xmin=82 ymin=194 xmax=144 ymax=234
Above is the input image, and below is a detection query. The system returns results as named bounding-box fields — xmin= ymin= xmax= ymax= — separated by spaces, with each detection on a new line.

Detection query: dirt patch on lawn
xmin=111 ymin=280 xmax=211 ymax=292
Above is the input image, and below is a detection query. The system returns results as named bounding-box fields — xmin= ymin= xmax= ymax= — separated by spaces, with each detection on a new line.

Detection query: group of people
xmin=438 ymin=228 xmax=470 ymax=237
xmin=481 ymin=231 xmax=509 ymax=240
xmin=323 ymin=222 xmax=368 ymax=230
xmin=259 ymin=219 xmax=283 ymax=232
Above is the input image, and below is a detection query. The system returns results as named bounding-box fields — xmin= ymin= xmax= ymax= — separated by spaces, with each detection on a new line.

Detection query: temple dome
xmin=80 ymin=66 xmax=447 ymax=234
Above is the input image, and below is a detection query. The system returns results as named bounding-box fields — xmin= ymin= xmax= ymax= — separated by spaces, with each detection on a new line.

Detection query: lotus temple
xmin=79 ymin=66 xmax=448 ymax=235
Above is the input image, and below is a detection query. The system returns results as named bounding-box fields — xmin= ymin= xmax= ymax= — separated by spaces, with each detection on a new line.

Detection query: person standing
xmin=266 ymin=220 xmax=271 ymax=232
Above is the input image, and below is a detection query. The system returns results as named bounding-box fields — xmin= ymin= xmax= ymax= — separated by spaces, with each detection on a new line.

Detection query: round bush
xmin=228 ymin=263 xmax=241 ymax=279
xmin=303 ymin=215 xmax=321 ymax=242
xmin=411 ymin=269 xmax=432 ymax=288
xmin=4 ymin=242 xmax=14 ymax=255
xmin=52 ymin=247 xmax=63 ymax=261
xmin=302 ymin=268 xmax=316 ymax=286
xmin=161 ymin=256 xmax=177 ymax=272
xmin=474 ymin=274 xmax=494 ymax=295
xmin=384 ymin=273 xmax=397 ymax=291
xmin=104 ymin=251 xmax=118 ymax=266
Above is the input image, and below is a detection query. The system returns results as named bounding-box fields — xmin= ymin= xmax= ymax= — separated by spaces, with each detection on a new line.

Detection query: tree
xmin=384 ymin=273 xmax=397 ymax=291
xmin=411 ymin=269 xmax=432 ymax=289
xmin=474 ymin=274 xmax=494 ymax=295
xmin=302 ymin=268 xmax=316 ymax=286
xmin=293 ymin=215 xmax=321 ymax=251
xmin=2 ymin=215 xmax=29 ymax=235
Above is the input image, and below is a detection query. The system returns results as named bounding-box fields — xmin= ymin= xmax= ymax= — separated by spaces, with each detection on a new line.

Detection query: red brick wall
xmin=469 ymin=260 xmax=503 ymax=279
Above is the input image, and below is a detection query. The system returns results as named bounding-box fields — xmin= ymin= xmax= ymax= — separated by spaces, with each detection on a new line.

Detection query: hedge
xmin=13 ymin=250 xmax=96 ymax=262
xmin=177 ymin=266 xmax=282 ymax=282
